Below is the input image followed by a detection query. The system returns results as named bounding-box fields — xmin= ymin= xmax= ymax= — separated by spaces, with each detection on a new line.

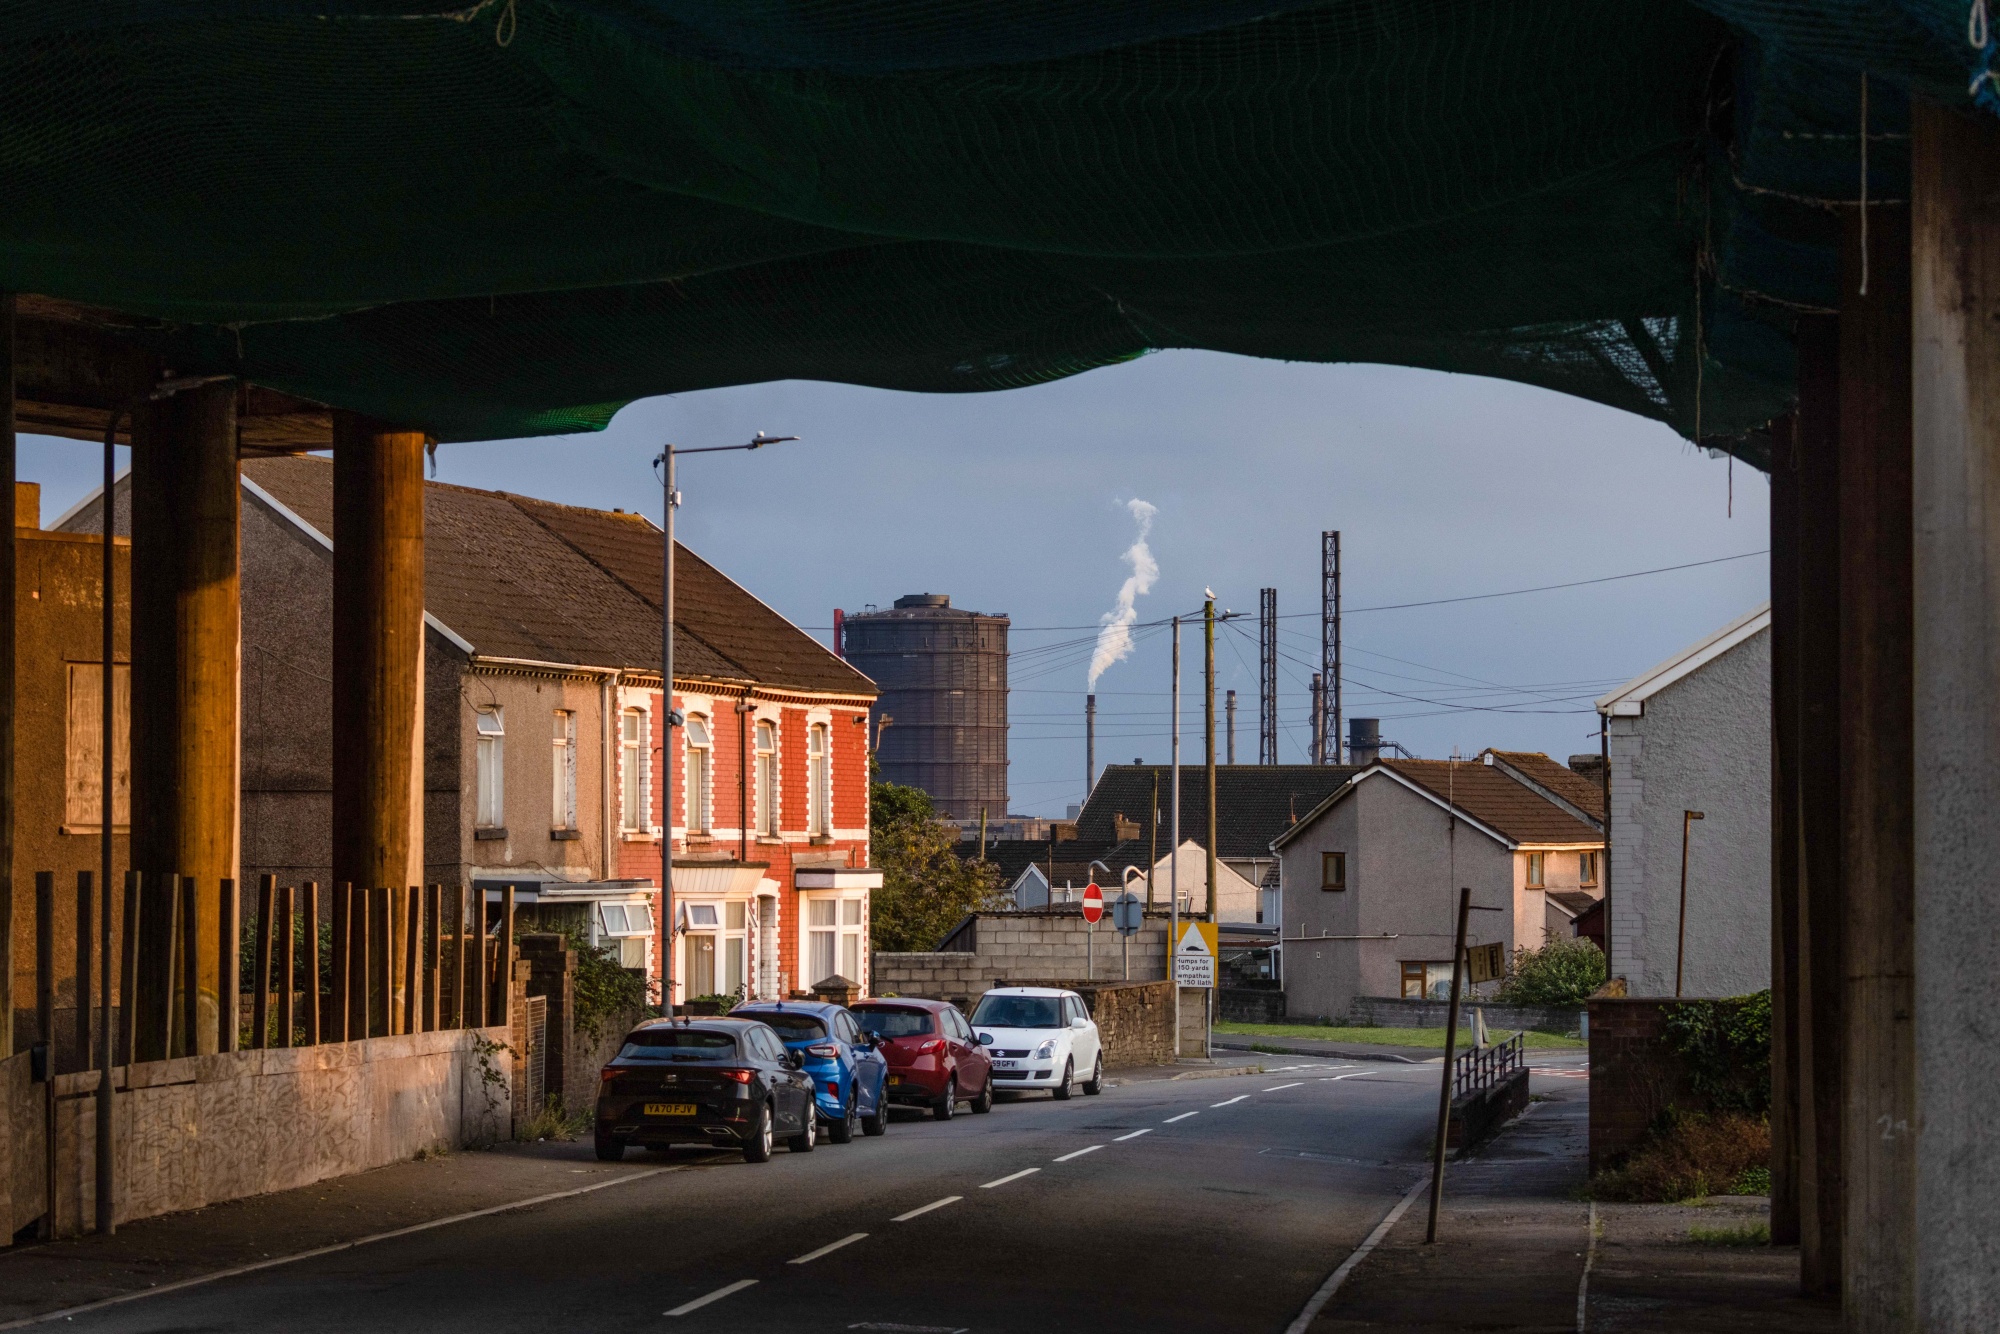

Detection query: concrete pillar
xmin=1911 ymin=100 xmax=2000 ymax=1328
xmin=329 ymin=412 xmax=425 ymax=1036
xmin=1767 ymin=410 xmax=1801 ymax=1247
xmin=1793 ymin=313 xmax=1845 ymax=1297
xmin=129 ymin=380 xmax=240 ymax=1059
xmin=1837 ymin=202 xmax=1916 ymax=1328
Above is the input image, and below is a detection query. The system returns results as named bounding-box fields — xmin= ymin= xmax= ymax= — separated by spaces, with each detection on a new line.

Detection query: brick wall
xmin=1586 ymin=997 xmax=1681 ymax=1171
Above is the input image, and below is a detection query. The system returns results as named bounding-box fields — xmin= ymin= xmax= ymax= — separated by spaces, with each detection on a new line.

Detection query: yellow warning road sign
xmin=1174 ymin=921 xmax=1219 ymax=988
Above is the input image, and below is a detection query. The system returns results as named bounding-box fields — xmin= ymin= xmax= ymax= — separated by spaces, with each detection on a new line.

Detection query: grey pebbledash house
xmin=1595 ymin=604 xmax=1771 ymax=999
xmin=1272 ymin=754 xmax=1605 ymax=1022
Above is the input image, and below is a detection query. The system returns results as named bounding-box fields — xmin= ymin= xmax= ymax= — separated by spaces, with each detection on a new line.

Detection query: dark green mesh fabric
xmin=0 ymin=2 xmax=1986 ymax=457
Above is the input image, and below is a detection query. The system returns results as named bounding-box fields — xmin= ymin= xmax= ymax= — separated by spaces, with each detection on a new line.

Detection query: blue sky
xmin=22 ymin=350 xmax=1766 ymax=818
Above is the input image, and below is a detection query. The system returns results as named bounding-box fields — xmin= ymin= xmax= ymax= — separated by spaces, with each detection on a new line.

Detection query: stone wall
xmin=1347 ymin=995 xmax=1582 ymax=1034
xmin=873 ymin=912 xmax=1170 ymax=1008
xmin=1586 ymin=998 xmax=1678 ymax=1172
xmin=989 ymin=979 xmax=1177 ymax=1068
xmin=2 ymin=1027 xmax=511 ymax=1242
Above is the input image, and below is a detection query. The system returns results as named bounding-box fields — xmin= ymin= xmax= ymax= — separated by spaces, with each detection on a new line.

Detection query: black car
xmin=596 ymin=1017 xmax=818 ymax=1163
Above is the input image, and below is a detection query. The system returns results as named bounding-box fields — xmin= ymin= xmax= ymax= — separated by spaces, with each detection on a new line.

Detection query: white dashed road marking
xmin=1164 ymin=1111 xmax=1200 ymax=1123
xmin=666 ymin=1280 xmax=758 ymax=1317
xmin=1053 ymin=1145 xmax=1103 ymax=1163
xmin=891 ymin=1196 xmax=961 ymax=1222
xmin=980 ymin=1168 xmax=1041 ymax=1189
xmin=1114 ymin=1128 xmax=1154 ymax=1142
xmin=1212 ymin=1095 xmax=1250 ymax=1107
xmin=789 ymin=1234 xmax=868 ymax=1265
xmin=1263 ymin=1083 xmax=1304 ymax=1092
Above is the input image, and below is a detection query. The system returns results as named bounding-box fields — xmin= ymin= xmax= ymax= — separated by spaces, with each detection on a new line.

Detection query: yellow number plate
xmin=887 ymin=1076 xmax=903 ymax=1086
xmin=644 ymin=1102 xmax=697 ymax=1117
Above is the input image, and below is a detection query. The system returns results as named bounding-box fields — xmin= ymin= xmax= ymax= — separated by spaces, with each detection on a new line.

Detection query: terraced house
xmin=65 ymin=457 xmax=879 ymax=1007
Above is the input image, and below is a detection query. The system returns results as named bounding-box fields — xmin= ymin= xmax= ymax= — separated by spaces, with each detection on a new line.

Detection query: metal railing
xmin=1452 ymin=1030 xmax=1524 ymax=1100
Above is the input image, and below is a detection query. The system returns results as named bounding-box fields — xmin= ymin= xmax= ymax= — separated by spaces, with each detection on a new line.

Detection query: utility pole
xmin=1170 ymin=617 xmax=1181 ymax=1054
xmin=1258 ymin=587 xmax=1277 ymax=764
xmin=1204 ymin=596 xmax=1218 ymax=922
xmin=1676 ymin=810 xmax=1705 ymax=997
xmin=656 ymin=432 xmax=797 ymax=1017
xmin=1323 ymin=530 xmax=1342 ymax=764
xmin=1225 ymin=689 xmax=1236 ymax=765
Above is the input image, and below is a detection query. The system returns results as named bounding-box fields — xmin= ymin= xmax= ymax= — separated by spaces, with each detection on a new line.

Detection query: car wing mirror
xmin=786 ymin=1050 xmax=804 ymax=1069
xmin=1071 ymin=1016 xmax=1088 ymax=1030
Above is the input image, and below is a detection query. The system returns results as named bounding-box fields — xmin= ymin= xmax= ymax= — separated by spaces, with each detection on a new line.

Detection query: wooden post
xmin=140 ymin=871 xmax=180 ymax=1061
xmin=1424 ymin=886 xmax=1472 ymax=1244
xmin=216 ymin=877 xmax=238 ymax=1053
xmin=251 ymin=875 xmax=273 ymax=1051
xmin=177 ymin=874 xmax=197 ymax=1057
xmin=499 ymin=885 xmax=516 ymax=1027
xmin=118 ymin=872 xmax=139 ymax=1065
xmin=351 ymin=884 xmax=371 ymax=1041
xmin=467 ymin=891 xmax=486 ymax=1030
xmin=96 ymin=856 xmax=115 ymax=1234
xmin=276 ymin=883 xmax=295 ymax=1048
xmin=301 ymin=881 xmax=320 ymax=1046
xmin=403 ymin=888 xmax=419 ymax=1036
xmin=35 ymin=870 xmax=52 ymax=1238
xmin=329 ymin=880 xmax=349 ymax=1042
xmin=1911 ymin=99 xmax=2000 ymax=1327
xmin=1794 ymin=312 xmax=1846 ymax=1297
xmin=448 ymin=885 xmax=464 ymax=1029
xmin=75 ymin=872 xmax=94 ymax=1072
xmin=1768 ymin=412 xmax=1803 ymax=1247
xmin=424 ymin=884 xmax=441 ymax=1032
xmin=1837 ymin=200 xmax=1917 ymax=1328
xmin=330 ymin=414 xmax=425 ymax=1039
xmin=129 ymin=381 xmax=239 ymax=1058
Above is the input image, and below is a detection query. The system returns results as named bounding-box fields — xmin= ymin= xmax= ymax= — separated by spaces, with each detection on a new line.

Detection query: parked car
xmin=732 ymin=1000 xmax=890 ymax=1142
xmin=595 ymin=1017 xmax=817 ymax=1163
xmin=967 ymin=987 xmax=1104 ymax=1099
xmin=850 ymin=997 xmax=993 ymax=1120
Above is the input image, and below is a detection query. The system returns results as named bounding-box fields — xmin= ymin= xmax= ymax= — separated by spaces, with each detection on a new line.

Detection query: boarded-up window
xmin=65 ymin=662 xmax=131 ymax=830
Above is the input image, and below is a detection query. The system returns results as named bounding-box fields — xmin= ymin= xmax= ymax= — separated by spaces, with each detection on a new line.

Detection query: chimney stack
xmin=1348 ymin=717 xmax=1382 ymax=766
xmin=1085 ymin=692 xmax=1097 ymax=795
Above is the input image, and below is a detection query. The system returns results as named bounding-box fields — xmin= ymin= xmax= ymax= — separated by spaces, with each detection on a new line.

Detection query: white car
xmin=967 ymin=987 xmax=1104 ymax=1099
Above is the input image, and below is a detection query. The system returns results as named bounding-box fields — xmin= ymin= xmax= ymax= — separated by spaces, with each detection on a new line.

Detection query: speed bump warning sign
xmin=1174 ymin=921 xmax=1219 ymax=988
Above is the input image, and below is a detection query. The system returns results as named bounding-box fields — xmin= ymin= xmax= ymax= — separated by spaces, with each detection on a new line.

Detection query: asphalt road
xmin=51 ymin=1057 xmax=1533 ymax=1334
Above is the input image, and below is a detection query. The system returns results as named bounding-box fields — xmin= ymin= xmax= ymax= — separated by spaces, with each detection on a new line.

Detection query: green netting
xmin=0 ymin=2 xmax=1987 ymax=458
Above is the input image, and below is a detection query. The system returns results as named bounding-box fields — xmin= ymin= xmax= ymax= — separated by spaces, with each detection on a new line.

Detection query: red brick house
xmin=65 ymin=457 xmax=880 ymax=1007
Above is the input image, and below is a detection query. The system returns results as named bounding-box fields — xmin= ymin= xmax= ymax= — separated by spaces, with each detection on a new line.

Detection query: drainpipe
xmin=737 ymin=695 xmax=753 ymax=863
xmin=601 ymin=672 xmax=617 ymax=881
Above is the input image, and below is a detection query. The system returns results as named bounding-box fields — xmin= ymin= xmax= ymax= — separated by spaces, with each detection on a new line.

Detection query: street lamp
xmin=653 ymin=432 xmax=800 ymax=1017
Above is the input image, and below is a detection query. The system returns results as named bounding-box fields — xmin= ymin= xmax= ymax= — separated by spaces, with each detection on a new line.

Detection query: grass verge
xmin=1214 ymin=1021 xmax=1585 ymax=1049
xmin=1689 ymin=1222 xmax=1771 ymax=1246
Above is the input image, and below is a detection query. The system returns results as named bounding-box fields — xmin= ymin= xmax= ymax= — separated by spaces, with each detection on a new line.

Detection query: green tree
xmin=1497 ymin=937 xmax=1607 ymax=1006
xmin=869 ymin=778 xmax=1006 ymax=952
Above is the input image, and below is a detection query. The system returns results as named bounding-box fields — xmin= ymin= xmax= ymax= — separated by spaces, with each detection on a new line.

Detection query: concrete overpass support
xmin=330 ymin=412 xmax=425 ymax=1037
xmin=1912 ymin=101 xmax=2000 ymax=1328
xmin=129 ymin=380 xmax=240 ymax=1059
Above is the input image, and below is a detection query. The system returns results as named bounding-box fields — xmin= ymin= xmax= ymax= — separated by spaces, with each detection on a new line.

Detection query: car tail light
xmin=919 ymin=1038 xmax=945 ymax=1054
xmin=600 ymin=1068 xmax=621 ymax=1083
xmin=719 ymin=1068 xmax=755 ymax=1084
xmin=826 ymin=1081 xmax=840 ymax=1096
xmin=805 ymin=1043 xmax=839 ymax=1058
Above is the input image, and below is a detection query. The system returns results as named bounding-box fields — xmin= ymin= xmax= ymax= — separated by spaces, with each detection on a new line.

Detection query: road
xmin=47 ymin=1056 xmax=1573 ymax=1334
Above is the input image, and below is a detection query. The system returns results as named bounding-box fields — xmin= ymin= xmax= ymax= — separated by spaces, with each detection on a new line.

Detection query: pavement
xmin=0 ymin=1051 xmax=1835 ymax=1333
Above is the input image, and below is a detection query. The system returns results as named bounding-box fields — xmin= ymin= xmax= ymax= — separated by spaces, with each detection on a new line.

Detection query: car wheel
xmin=742 ymin=1102 xmax=774 ymax=1164
xmin=971 ymin=1076 xmax=993 ymax=1114
xmin=861 ymin=1082 xmax=889 ymax=1137
xmin=788 ymin=1108 xmax=817 ymax=1153
xmin=932 ymin=1076 xmax=958 ymax=1121
xmin=829 ymin=1090 xmax=858 ymax=1144
xmin=1052 ymin=1058 xmax=1075 ymax=1101
xmin=593 ymin=1130 xmax=626 ymax=1162
xmin=1083 ymin=1053 xmax=1105 ymax=1095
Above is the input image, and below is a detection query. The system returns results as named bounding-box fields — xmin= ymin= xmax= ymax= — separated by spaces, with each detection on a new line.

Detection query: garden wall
xmin=1348 ymin=995 xmax=1582 ymax=1034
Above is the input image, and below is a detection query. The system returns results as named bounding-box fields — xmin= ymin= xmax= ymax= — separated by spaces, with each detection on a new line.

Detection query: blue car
xmin=730 ymin=1001 xmax=890 ymax=1143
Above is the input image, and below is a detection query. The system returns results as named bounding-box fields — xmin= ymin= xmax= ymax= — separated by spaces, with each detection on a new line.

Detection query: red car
xmin=849 ymin=998 xmax=993 ymax=1120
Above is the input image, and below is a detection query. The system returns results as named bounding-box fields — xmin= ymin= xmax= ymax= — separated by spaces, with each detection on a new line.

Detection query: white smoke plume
xmin=1087 ymin=499 xmax=1159 ymax=690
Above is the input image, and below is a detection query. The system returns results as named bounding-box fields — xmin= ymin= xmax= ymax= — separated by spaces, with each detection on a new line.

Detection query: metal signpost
xmin=1113 ymin=890 xmax=1141 ymax=981
xmin=1083 ymin=882 xmax=1103 ymax=979
xmin=1467 ymin=941 xmax=1505 ymax=986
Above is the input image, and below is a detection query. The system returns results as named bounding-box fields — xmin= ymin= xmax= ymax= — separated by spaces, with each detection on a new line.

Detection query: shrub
xmin=1496 ymin=937 xmax=1605 ymax=1006
xmin=1590 ymin=1112 xmax=1770 ymax=1203
xmin=1660 ymin=991 xmax=1771 ymax=1115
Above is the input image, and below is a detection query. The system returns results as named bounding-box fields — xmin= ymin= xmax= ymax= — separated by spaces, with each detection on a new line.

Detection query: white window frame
xmin=802 ymin=893 xmax=866 ymax=986
xmin=594 ymin=899 xmax=654 ymax=969
xmin=754 ymin=717 xmax=779 ymax=837
xmin=552 ymin=709 xmax=576 ymax=830
xmin=807 ymin=721 xmax=831 ymax=837
xmin=685 ymin=713 xmax=713 ymax=833
xmin=63 ymin=662 xmax=131 ymax=833
xmin=475 ymin=706 xmax=505 ymax=829
xmin=619 ymin=706 xmax=651 ymax=834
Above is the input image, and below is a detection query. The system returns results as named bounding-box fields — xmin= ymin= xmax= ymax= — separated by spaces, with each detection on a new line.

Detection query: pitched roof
xmin=1485 ymin=750 xmax=1606 ymax=824
xmin=1071 ymin=764 xmax=1360 ymax=863
xmin=1382 ymin=760 xmax=1604 ymax=846
xmin=233 ymin=455 xmax=873 ymax=696
xmin=1596 ymin=603 xmax=1770 ymax=717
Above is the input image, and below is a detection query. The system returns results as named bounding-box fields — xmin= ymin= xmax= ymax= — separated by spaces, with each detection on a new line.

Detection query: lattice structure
xmin=1258 ymin=587 xmax=1277 ymax=766
xmin=1322 ymin=530 xmax=1341 ymax=766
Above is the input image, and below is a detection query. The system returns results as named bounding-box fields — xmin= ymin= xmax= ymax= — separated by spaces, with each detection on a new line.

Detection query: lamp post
xmin=1675 ymin=809 xmax=1705 ymax=998
xmin=654 ymin=433 xmax=799 ymax=1017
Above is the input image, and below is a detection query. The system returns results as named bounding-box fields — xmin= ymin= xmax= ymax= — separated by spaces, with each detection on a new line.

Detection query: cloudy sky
xmin=21 ymin=351 xmax=1766 ymax=818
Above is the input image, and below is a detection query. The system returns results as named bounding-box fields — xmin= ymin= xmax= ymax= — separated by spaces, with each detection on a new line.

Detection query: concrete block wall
xmin=1347 ymin=995 xmax=1582 ymax=1034
xmin=874 ymin=913 xmax=1171 ymax=1007
xmin=1220 ymin=987 xmax=1285 ymax=1024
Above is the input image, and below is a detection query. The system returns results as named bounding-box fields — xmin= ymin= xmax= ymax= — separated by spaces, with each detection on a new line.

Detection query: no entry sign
xmin=1082 ymin=882 xmax=1104 ymax=923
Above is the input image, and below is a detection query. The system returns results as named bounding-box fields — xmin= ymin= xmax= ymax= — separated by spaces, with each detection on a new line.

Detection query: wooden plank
xmin=301 ymin=881 xmax=320 ymax=1046
xmin=117 ymin=872 xmax=139 ymax=1065
xmin=328 ymin=880 xmax=349 ymax=1043
xmin=424 ymin=884 xmax=441 ymax=1033
xmin=276 ymin=883 xmax=295 ymax=1049
xmin=74 ymin=873 xmax=93 ymax=1073
xmin=251 ymin=876 xmax=273 ymax=1051
xmin=217 ymin=877 xmax=238 ymax=1053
